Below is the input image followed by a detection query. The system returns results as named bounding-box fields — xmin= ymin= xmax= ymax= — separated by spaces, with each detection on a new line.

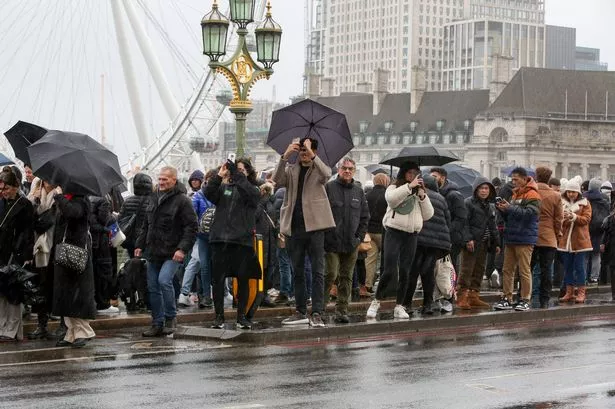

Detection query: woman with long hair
xmin=558 ymin=181 xmax=593 ymax=304
xmin=366 ymin=161 xmax=434 ymax=319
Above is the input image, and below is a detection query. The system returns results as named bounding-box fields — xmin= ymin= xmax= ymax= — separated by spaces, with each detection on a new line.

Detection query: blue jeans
xmin=560 ymin=252 xmax=588 ymax=286
xmin=179 ymin=237 xmax=212 ymax=298
xmin=180 ymin=242 xmax=200 ymax=296
xmin=277 ymin=247 xmax=293 ymax=296
xmin=147 ymin=260 xmax=180 ymax=326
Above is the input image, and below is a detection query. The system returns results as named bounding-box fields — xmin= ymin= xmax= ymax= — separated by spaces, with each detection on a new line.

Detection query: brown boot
xmin=456 ymin=289 xmax=471 ymax=310
xmin=559 ymin=285 xmax=575 ymax=303
xmin=575 ymin=286 xmax=586 ymax=303
xmin=468 ymin=290 xmax=491 ymax=309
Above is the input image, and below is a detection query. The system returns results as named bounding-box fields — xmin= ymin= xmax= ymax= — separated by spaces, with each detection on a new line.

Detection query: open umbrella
xmin=364 ymin=164 xmax=398 ymax=176
xmin=501 ymin=165 xmax=536 ymax=178
xmin=3 ymin=121 xmax=48 ymax=165
xmin=266 ymin=98 xmax=353 ymax=167
xmin=27 ymin=130 xmax=123 ymax=197
xmin=0 ymin=153 xmax=13 ymax=166
xmin=422 ymin=163 xmax=482 ymax=198
xmin=380 ymin=146 xmax=459 ymax=168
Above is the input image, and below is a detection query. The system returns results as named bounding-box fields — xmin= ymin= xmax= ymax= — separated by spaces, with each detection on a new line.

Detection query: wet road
xmin=2 ymin=319 xmax=615 ymax=408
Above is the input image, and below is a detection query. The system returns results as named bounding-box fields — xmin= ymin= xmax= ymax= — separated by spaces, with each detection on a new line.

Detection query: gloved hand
xmin=226 ymin=159 xmax=238 ymax=175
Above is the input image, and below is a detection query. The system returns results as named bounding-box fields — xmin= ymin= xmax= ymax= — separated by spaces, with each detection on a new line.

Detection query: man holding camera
xmin=273 ymin=137 xmax=335 ymax=327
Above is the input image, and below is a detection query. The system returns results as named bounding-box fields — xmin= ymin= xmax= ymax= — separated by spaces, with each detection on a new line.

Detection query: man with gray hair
xmin=324 ymin=157 xmax=370 ymax=323
xmin=135 ymin=166 xmax=198 ymax=337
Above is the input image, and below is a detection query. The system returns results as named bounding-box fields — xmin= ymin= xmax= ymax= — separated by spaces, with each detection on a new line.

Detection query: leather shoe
xmin=71 ymin=338 xmax=88 ymax=348
xmin=56 ymin=339 xmax=72 ymax=347
xmin=27 ymin=327 xmax=49 ymax=340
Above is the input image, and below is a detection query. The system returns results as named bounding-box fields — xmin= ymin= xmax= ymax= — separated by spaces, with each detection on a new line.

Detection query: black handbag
xmin=55 ymin=227 xmax=89 ymax=273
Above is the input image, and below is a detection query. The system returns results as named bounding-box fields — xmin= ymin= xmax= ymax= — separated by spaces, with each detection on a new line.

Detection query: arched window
xmin=489 ymin=127 xmax=509 ymax=143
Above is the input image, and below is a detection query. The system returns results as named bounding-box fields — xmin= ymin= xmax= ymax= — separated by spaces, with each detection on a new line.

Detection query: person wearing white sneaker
xmin=368 ymin=162 xmax=434 ymax=319
xmin=177 ymin=293 xmax=194 ymax=308
xmin=393 ymin=304 xmax=410 ymax=319
xmin=97 ymin=306 xmax=120 ymax=314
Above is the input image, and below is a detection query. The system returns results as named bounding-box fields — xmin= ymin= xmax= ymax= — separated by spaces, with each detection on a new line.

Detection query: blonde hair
xmin=373 ymin=173 xmax=390 ymax=187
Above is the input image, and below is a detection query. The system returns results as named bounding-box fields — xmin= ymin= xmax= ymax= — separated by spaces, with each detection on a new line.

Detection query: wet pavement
xmin=3 ymin=318 xmax=615 ymax=408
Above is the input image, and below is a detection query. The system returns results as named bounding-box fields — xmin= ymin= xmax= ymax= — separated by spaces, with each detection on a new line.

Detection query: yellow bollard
xmin=233 ymin=234 xmax=264 ymax=319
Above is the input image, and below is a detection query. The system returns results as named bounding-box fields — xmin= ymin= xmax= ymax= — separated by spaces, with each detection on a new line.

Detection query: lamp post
xmin=201 ymin=0 xmax=282 ymax=157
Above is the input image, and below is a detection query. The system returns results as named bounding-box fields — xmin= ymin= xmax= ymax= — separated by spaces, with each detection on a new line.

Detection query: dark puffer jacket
xmin=119 ymin=173 xmax=153 ymax=249
xmin=324 ymin=177 xmax=370 ymax=254
xmin=366 ymin=185 xmax=387 ymax=234
xmin=89 ymin=196 xmax=112 ymax=250
xmin=586 ymin=189 xmax=610 ymax=252
xmin=136 ymin=182 xmax=198 ymax=262
xmin=439 ymin=180 xmax=467 ymax=247
xmin=462 ymin=177 xmax=500 ymax=250
xmin=417 ymin=175 xmax=451 ymax=258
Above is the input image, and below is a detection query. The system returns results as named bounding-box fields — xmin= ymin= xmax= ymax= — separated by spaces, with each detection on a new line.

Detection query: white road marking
xmin=469 ymin=361 xmax=615 ymax=382
xmin=221 ymin=405 xmax=265 ymax=409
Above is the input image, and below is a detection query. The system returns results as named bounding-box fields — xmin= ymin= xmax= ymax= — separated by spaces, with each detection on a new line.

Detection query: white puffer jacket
xmin=382 ymin=184 xmax=434 ymax=233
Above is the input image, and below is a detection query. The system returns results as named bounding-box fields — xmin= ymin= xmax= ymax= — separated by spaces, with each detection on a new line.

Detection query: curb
xmin=24 ymin=285 xmax=613 ymax=333
xmin=174 ymin=304 xmax=615 ymax=345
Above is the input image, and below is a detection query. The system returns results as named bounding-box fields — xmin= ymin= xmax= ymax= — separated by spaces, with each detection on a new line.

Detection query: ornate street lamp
xmin=201 ymin=0 xmax=283 ymax=156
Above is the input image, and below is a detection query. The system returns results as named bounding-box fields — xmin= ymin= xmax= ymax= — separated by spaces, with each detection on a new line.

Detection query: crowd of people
xmin=2 ymin=138 xmax=615 ymax=342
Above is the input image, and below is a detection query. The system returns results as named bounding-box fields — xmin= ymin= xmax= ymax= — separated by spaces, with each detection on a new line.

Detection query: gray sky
xmin=0 ymin=0 xmax=612 ymax=164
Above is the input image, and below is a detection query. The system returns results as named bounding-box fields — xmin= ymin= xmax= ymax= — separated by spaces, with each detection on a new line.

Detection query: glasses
xmin=341 ymin=166 xmax=355 ymax=171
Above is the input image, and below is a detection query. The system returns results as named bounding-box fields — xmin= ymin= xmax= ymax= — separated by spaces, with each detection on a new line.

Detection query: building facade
xmin=441 ymin=19 xmax=546 ymax=90
xmin=576 ymin=47 xmax=608 ymax=71
xmin=545 ymin=25 xmax=576 ymax=70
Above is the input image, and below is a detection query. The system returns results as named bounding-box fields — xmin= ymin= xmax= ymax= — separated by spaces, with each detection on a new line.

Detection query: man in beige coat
xmin=273 ymin=137 xmax=335 ymax=327
xmin=531 ymin=166 xmax=563 ymax=308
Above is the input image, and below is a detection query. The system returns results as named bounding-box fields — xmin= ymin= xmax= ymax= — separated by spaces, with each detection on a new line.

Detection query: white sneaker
xmin=393 ymin=304 xmax=410 ymax=319
xmin=366 ymin=299 xmax=380 ymax=318
xmin=490 ymin=270 xmax=501 ymax=288
xmin=178 ymin=294 xmax=194 ymax=307
xmin=98 ymin=306 xmax=119 ymax=314
xmin=440 ymin=299 xmax=454 ymax=313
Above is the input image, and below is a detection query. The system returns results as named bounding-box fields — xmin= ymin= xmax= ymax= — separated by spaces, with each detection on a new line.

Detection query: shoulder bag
xmin=55 ymin=226 xmax=89 ymax=273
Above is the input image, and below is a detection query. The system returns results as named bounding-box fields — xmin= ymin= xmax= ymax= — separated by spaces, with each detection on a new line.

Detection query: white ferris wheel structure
xmin=0 ymin=0 xmax=269 ymax=179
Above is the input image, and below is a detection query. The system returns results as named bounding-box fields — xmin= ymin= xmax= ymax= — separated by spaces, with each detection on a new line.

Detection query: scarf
xmin=34 ymin=185 xmax=62 ymax=268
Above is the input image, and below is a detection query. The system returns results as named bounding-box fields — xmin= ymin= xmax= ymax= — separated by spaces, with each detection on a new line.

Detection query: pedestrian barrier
xmin=232 ymin=233 xmax=264 ymax=320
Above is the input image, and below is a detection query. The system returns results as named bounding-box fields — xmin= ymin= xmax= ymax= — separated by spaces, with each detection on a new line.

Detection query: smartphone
xmin=495 ymin=196 xmax=503 ymax=203
xmin=292 ymin=137 xmax=301 ymax=145
xmin=227 ymin=153 xmax=236 ymax=162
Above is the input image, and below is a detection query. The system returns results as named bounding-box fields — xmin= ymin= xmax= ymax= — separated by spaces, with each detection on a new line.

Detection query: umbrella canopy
xmin=3 ymin=121 xmax=48 ymax=165
xmin=380 ymin=146 xmax=459 ymax=168
xmin=27 ymin=130 xmax=123 ymax=197
xmin=501 ymin=165 xmax=536 ymax=178
xmin=422 ymin=163 xmax=482 ymax=198
xmin=266 ymin=98 xmax=353 ymax=167
xmin=364 ymin=164 xmax=398 ymax=176
xmin=0 ymin=153 xmax=13 ymax=166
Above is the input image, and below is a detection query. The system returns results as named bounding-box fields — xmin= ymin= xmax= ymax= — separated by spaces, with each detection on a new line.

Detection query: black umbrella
xmin=364 ymin=164 xmax=398 ymax=176
xmin=3 ymin=121 xmax=48 ymax=165
xmin=0 ymin=152 xmax=13 ymax=166
xmin=380 ymin=146 xmax=459 ymax=168
xmin=27 ymin=130 xmax=123 ymax=196
xmin=422 ymin=163 xmax=482 ymax=198
xmin=266 ymin=98 xmax=353 ymax=167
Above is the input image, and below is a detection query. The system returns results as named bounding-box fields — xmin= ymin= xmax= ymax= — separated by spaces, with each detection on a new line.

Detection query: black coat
xmin=51 ymin=195 xmax=97 ymax=319
xmin=462 ymin=178 xmax=500 ymax=251
xmin=255 ymin=194 xmax=277 ymax=269
xmin=587 ymin=190 xmax=610 ymax=252
xmin=204 ymin=172 xmax=261 ymax=248
xmin=119 ymin=173 xmax=152 ymax=250
xmin=324 ymin=177 xmax=370 ymax=254
xmin=601 ymin=214 xmax=615 ymax=267
xmin=0 ymin=194 xmax=34 ymax=266
xmin=417 ymin=189 xmax=451 ymax=258
xmin=440 ymin=180 xmax=468 ymax=247
xmin=89 ymin=196 xmax=112 ymax=251
xmin=136 ymin=183 xmax=198 ymax=262
xmin=366 ymin=185 xmax=387 ymax=234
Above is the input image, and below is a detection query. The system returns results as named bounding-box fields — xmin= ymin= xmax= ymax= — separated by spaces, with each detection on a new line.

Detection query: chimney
xmin=373 ymin=68 xmax=389 ymax=115
xmin=410 ymin=66 xmax=426 ymax=114
xmin=357 ymin=81 xmax=372 ymax=94
xmin=306 ymin=73 xmax=322 ymax=99
xmin=489 ymin=55 xmax=514 ymax=103
xmin=321 ymin=78 xmax=336 ymax=97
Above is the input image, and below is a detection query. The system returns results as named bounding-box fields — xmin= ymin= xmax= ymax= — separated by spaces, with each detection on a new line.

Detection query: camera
xmin=227 ymin=153 xmax=236 ymax=162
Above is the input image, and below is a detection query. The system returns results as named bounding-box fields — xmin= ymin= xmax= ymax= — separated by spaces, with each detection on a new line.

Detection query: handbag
xmin=358 ymin=233 xmax=372 ymax=253
xmin=109 ymin=221 xmax=126 ymax=248
xmin=55 ymin=227 xmax=89 ymax=273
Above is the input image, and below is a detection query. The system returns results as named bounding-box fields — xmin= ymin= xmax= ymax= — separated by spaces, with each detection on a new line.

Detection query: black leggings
xmin=403 ymin=245 xmax=438 ymax=307
xmin=375 ymin=228 xmax=418 ymax=305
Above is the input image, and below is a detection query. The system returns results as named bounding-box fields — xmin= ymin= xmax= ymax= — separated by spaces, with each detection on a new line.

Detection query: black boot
xmin=27 ymin=326 xmax=49 ymax=340
xmin=142 ymin=325 xmax=165 ymax=337
xmin=51 ymin=317 xmax=67 ymax=339
xmin=163 ymin=318 xmax=177 ymax=335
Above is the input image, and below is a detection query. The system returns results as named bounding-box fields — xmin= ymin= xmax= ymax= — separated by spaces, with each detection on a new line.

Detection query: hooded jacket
xmin=558 ymin=195 xmax=593 ymax=253
xmin=535 ymin=182 xmax=564 ymax=248
xmin=439 ymin=180 xmax=468 ymax=247
xmin=136 ymin=182 xmax=198 ymax=261
xmin=324 ymin=176 xmax=370 ymax=253
xmin=586 ymin=189 xmax=610 ymax=251
xmin=366 ymin=184 xmax=388 ymax=234
xmin=382 ymin=183 xmax=434 ymax=234
xmin=188 ymin=170 xmax=204 ymax=195
xmin=462 ymin=177 xmax=499 ymax=250
xmin=502 ymin=178 xmax=541 ymax=245
xmin=119 ymin=173 xmax=153 ymax=249
xmin=417 ymin=175 xmax=451 ymax=256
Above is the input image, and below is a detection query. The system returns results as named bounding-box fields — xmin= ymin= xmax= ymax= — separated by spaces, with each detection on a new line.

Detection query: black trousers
xmin=403 ymin=245 xmax=438 ymax=307
xmin=530 ymin=246 xmax=556 ymax=304
xmin=288 ymin=229 xmax=325 ymax=315
xmin=375 ymin=228 xmax=418 ymax=305
xmin=210 ymin=243 xmax=253 ymax=319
